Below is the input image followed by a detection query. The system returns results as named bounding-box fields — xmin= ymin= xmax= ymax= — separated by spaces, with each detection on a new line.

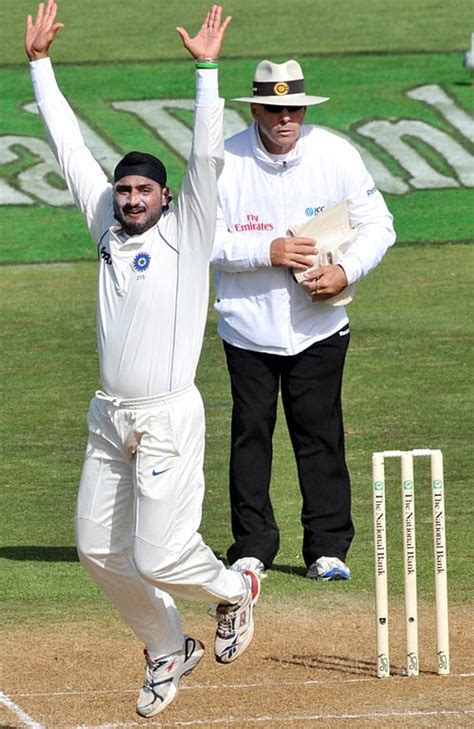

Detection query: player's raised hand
xmin=176 ymin=5 xmax=232 ymax=60
xmin=25 ymin=0 xmax=64 ymax=61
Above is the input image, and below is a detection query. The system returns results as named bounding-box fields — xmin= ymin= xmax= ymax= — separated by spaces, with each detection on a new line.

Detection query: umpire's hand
xmin=270 ymin=236 xmax=317 ymax=269
xmin=301 ymin=264 xmax=349 ymax=301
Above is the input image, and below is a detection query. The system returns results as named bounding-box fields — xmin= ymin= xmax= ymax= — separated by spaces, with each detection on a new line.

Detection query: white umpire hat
xmin=232 ymin=59 xmax=329 ymax=106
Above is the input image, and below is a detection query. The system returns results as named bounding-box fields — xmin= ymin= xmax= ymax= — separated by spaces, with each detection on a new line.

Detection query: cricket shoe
xmin=306 ymin=556 xmax=351 ymax=581
xmin=136 ymin=635 xmax=204 ymax=718
xmin=214 ymin=569 xmax=261 ymax=663
xmin=231 ymin=557 xmax=268 ymax=580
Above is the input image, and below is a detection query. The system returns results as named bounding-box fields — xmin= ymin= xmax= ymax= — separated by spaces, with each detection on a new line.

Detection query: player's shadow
xmin=265 ymin=652 xmax=376 ymax=676
xmin=265 ymin=653 xmax=439 ymax=677
xmin=0 ymin=546 xmax=79 ymax=561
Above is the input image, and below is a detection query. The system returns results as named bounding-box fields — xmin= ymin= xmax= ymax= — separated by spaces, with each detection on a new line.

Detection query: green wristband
xmin=195 ymin=60 xmax=218 ymax=69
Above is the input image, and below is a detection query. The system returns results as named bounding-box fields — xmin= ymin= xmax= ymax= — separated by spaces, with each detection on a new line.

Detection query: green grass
xmin=0 ymin=0 xmax=473 ymax=629
xmin=1 ymin=51 xmax=472 ymax=264
xmin=2 ymin=0 xmax=472 ymax=66
xmin=1 ymin=245 xmax=473 ymax=625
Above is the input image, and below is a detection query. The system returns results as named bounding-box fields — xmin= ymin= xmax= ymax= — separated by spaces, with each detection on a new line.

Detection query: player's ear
xmin=161 ymin=186 xmax=170 ymax=206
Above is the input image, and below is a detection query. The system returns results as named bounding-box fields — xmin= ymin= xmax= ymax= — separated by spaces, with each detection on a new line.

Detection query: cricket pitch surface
xmin=2 ymin=604 xmax=473 ymax=728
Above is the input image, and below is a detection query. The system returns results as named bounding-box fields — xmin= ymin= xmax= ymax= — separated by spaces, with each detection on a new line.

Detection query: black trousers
xmin=224 ymin=327 xmax=354 ymax=569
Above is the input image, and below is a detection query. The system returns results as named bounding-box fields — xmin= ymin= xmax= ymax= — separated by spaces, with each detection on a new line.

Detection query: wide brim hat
xmin=232 ymin=59 xmax=329 ymax=106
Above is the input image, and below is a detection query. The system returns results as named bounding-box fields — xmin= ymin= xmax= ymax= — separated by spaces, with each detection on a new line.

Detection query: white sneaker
xmin=306 ymin=556 xmax=351 ymax=581
xmin=231 ymin=557 xmax=267 ymax=580
xmin=214 ymin=569 xmax=260 ymax=663
xmin=136 ymin=635 xmax=204 ymax=717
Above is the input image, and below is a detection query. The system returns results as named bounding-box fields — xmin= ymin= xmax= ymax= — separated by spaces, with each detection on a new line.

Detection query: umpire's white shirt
xmin=211 ymin=122 xmax=396 ymax=355
xmin=30 ymin=58 xmax=223 ymax=399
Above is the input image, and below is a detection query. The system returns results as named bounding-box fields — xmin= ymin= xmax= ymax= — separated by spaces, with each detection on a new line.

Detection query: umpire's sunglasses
xmin=262 ymin=104 xmax=304 ymax=113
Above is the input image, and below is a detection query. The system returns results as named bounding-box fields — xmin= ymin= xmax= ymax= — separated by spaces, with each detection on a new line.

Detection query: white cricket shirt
xmin=31 ymin=58 xmax=224 ymax=398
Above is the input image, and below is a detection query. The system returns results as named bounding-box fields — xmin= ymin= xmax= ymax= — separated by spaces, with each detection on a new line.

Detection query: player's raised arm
xmin=25 ymin=0 xmax=64 ymax=60
xmin=25 ymin=0 xmax=109 ymax=234
xmin=176 ymin=4 xmax=232 ymax=60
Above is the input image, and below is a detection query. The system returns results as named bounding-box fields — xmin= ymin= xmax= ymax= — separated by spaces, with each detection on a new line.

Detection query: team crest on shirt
xmin=132 ymin=252 xmax=151 ymax=272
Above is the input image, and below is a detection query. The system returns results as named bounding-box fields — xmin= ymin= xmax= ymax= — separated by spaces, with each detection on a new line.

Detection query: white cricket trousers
xmin=75 ymin=384 xmax=244 ymax=658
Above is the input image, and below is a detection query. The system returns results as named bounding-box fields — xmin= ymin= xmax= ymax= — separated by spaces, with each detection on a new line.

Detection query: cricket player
xmin=25 ymin=1 xmax=260 ymax=718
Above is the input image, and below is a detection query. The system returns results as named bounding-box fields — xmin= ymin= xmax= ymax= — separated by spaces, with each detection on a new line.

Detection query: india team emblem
xmin=133 ymin=252 xmax=151 ymax=272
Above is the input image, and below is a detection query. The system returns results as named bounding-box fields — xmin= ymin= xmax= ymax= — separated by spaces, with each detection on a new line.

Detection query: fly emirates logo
xmin=234 ymin=214 xmax=274 ymax=232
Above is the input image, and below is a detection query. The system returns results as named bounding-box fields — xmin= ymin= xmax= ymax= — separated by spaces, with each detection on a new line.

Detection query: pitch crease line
xmin=75 ymin=707 xmax=474 ymax=728
xmin=11 ymin=670 xmax=474 ymax=699
xmin=0 ymin=691 xmax=45 ymax=729
xmin=6 ymin=675 xmax=389 ymax=698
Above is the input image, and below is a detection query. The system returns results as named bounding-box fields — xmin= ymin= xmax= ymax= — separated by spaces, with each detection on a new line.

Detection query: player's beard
xmin=113 ymin=201 xmax=163 ymax=236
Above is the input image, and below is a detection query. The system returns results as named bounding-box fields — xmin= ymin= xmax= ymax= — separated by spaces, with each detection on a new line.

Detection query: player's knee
xmin=75 ymin=517 xmax=126 ymax=572
xmin=133 ymin=540 xmax=177 ymax=587
xmin=75 ymin=537 xmax=104 ymax=576
xmin=75 ymin=518 xmax=96 ymax=564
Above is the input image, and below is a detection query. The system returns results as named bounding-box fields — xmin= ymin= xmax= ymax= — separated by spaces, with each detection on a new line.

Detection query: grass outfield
xmin=1 ymin=245 xmax=473 ymax=626
xmin=0 ymin=1 xmax=473 ymax=634
xmin=2 ymin=0 xmax=472 ymax=66
xmin=1 ymin=51 xmax=472 ymax=264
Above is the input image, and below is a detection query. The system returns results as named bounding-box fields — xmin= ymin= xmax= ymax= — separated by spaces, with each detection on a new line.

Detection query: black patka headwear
xmin=114 ymin=151 xmax=167 ymax=187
